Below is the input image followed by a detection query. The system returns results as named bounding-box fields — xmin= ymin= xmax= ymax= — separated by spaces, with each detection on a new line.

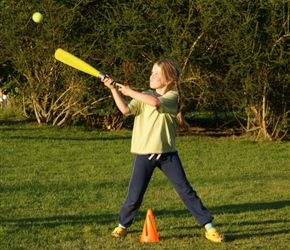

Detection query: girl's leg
xmin=118 ymin=155 xmax=155 ymax=228
xmin=159 ymin=152 xmax=214 ymax=226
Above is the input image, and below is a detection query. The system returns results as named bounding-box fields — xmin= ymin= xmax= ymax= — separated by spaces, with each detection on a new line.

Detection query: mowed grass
xmin=0 ymin=122 xmax=289 ymax=250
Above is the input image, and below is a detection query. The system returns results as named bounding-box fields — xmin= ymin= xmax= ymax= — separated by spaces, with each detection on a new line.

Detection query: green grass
xmin=0 ymin=122 xmax=289 ymax=249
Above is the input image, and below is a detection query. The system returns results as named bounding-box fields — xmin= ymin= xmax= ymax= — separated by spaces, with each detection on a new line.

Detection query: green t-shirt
xmin=128 ymin=90 xmax=179 ymax=154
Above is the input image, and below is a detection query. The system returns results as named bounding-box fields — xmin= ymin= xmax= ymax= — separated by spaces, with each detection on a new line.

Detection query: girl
xmin=102 ymin=59 xmax=224 ymax=243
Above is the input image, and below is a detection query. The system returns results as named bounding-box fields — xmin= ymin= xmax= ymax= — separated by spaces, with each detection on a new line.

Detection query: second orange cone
xmin=140 ymin=208 xmax=160 ymax=243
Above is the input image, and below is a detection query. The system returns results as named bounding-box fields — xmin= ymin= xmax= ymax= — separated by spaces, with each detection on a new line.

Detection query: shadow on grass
xmin=1 ymin=120 xmax=132 ymax=141
xmin=210 ymin=200 xmax=290 ymax=214
xmin=139 ymin=200 xmax=290 ymax=241
xmin=2 ymin=135 xmax=132 ymax=141
xmin=0 ymin=119 xmax=36 ymax=127
xmin=148 ymin=200 xmax=290 ymax=218
xmin=1 ymin=200 xmax=289 ymax=241
xmin=0 ymin=213 xmax=116 ymax=228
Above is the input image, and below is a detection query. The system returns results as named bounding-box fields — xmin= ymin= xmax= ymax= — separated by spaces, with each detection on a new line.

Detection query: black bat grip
xmin=100 ymin=72 xmax=117 ymax=87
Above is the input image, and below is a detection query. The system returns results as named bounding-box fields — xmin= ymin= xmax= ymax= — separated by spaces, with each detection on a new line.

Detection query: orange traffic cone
xmin=140 ymin=208 xmax=160 ymax=243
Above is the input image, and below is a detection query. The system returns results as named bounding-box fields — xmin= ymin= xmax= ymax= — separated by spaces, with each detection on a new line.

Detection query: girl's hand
xmin=102 ymin=76 xmax=116 ymax=89
xmin=117 ymin=84 xmax=133 ymax=96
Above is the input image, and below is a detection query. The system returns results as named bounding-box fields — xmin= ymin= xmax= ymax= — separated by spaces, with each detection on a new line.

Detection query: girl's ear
xmin=165 ymin=78 xmax=173 ymax=86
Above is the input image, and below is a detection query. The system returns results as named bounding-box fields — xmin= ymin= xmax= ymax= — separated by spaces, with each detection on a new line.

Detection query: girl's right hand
xmin=102 ymin=76 xmax=116 ymax=89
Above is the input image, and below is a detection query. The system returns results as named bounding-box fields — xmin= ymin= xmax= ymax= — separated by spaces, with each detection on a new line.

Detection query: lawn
xmin=0 ymin=122 xmax=289 ymax=249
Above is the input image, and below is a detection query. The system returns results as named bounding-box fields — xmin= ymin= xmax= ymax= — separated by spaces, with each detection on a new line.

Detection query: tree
xmin=0 ymin=0 xmax=117 ymax=126
xmin=1 ymin=0 xmax=289 ymax=139
xmin=183 ymin=0 xmax=290 ymax=140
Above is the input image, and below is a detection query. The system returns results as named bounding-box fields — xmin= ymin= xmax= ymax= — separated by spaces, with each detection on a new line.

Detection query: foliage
xmin=0 ymin=0 xmax=120 ymax=126
xmin=180 ymin=0 xmax=290 ymax=140
xmin=0 ymin=0 xmax=289 ymax=138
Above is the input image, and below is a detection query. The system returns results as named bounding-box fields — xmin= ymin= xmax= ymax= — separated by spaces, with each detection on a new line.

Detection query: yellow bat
xmin=54 ymin=48 xmax=116 ymax=86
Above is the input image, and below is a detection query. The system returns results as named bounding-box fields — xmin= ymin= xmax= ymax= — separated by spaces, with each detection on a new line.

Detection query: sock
xmin=118 ymin=224 xmax=126 ymax=229
xmin=204 ymin=222 xmax=215 ymax=232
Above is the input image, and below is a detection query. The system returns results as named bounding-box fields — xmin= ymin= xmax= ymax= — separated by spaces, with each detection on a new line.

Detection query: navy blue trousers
xmin=118 ymin=152 xmax=214 ymax=228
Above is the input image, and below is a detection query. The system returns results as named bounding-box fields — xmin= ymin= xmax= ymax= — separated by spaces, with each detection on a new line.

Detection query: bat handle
xmin=98 ymin=72 xmax=106 ymax=79
xmin=99 ymin=72 xmax=117 ymax=87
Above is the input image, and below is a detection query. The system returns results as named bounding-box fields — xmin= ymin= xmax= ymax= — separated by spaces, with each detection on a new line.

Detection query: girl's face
xmin=150 ymin=64 xmax=170 ymax=90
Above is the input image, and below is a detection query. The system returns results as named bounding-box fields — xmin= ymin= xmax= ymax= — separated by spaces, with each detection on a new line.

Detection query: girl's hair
xmin=155 ymin=59 xmax=189 ymax=131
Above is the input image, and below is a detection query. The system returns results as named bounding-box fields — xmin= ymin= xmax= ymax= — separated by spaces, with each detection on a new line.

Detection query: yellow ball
xmin=32 ymin=12 xmax=43 ymax=23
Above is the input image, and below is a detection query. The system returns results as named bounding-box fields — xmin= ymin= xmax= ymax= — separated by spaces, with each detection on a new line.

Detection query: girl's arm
xmin=102 ymin=77 xmax=130 ymax=115
xmin=117 ymin=84 xmax=161 ymax=107
xmin=103 ymin=77 xmax=161 ymax=114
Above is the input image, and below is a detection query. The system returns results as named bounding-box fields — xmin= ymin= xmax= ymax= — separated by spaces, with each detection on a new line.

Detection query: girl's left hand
xmin=117 ymin=84 xmax=132 ymax=96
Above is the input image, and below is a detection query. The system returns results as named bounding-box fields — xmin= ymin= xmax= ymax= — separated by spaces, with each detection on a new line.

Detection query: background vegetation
xmin=1 ymin=0 xmax=290 ymax=140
